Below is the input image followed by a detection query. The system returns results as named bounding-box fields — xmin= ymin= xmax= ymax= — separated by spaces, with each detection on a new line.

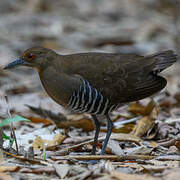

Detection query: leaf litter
xmin=0 ymin=0 xmax=180 ymax=179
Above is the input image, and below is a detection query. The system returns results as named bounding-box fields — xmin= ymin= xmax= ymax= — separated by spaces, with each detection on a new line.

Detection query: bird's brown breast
xmin=38 ymin=66 xmax=81 ymax=107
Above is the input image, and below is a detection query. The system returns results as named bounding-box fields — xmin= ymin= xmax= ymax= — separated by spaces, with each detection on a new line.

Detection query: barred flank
xmin=67 ymin=80 xmax=117 ymax=115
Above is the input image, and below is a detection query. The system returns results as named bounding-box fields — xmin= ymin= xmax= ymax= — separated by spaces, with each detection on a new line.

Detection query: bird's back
xmin=50 ymin=51 xmax=176 ymax=105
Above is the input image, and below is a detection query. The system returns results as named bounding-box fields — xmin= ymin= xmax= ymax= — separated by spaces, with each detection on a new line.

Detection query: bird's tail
xmin=148 ymin=50 xmax=177 ymax=74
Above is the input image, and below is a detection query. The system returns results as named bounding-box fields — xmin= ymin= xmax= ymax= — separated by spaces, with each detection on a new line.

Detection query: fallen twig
xmin=5 ymin=96 xmax=18 ymax=154
xmin=52 ymin=154 xmax=155 ymax=161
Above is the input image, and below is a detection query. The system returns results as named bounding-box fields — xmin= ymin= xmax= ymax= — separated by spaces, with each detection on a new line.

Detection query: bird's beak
xmin=4 ymin=58 xmax=26 ymax=69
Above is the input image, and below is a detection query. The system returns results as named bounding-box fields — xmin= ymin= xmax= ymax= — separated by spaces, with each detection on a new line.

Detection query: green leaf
xmin=42 ymin=150 xmax=46 ymax=160
xmin=2 ymin=133 xmax=14 ymax=147
xmin=0 ymin=115 xmax=30 ymax=127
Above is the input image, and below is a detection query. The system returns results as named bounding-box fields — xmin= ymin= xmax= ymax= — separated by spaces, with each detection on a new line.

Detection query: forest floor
xmin=0 ymin=0 xmax=180 ymax=179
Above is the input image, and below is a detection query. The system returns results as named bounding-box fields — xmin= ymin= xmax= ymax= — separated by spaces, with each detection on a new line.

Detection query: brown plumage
xmin=4 ymin=47 xmax=177 ymax=155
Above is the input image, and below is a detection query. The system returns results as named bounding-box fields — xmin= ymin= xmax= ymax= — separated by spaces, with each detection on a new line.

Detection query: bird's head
xmin=4 ymin=47 xmax=55 ymax=71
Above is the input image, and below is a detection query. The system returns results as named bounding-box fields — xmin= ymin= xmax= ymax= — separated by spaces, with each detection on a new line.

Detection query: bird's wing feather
xmin=55 ymin=52 xmax=173 ymax=104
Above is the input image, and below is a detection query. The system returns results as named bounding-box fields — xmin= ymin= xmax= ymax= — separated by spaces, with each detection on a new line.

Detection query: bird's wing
xmin=56 ymin=52 xmax=174 ymax=104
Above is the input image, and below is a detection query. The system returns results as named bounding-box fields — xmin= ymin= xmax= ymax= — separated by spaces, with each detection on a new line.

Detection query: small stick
xmin=5 ymin=96 xmax=19 ymax=154
xmin=52 ymin=154 xmax=155 ymax=161
xmin=69 ymin=154 xmax=155 ymax=161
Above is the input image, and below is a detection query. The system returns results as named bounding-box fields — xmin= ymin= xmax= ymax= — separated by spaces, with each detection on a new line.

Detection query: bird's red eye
xmin=28 ymin=54 xmax=35 ymax=60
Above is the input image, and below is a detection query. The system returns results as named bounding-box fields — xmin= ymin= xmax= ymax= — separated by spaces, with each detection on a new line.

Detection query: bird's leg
xmin=91 ymin=114 xmax=100 ymax=155
xmin=100 ymin=114 xmax=113 ymax=155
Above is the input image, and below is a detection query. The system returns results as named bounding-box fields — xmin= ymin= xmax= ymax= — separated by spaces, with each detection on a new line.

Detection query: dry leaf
xmin=54 ymin=164 xmax=69 ymax=179
xmin=33 ymin=136 xmax=45 ymax=150
xmin=157 ymin=123 xmax=179 ymax=139
xmin=167 ymin=145 xmax=179 ymax=154
xmin=143 ymin=100 xmax=156 ymax=115
xmin=0 ymin=149 xmax=4 ymax=162
xmin=111 ymin=133 xmax=142 ymax=145
xmin=148 ymin=159 xmax=179 ymax=168
xmin=125 ymin=146 xmax=153 ymax=155
xmin=103 ymin=123 xmax=135 ymax=134
xmin=128 ymin=102 xmax=144 ymax=115
xmin=134 ymin=116 xmax=154 ymax=137
xmin=6 ymin=86 xmax=29 ymax=95
xmin=129 ymin=99 xmax=155 ymax=116
xmin=0 ymin=166 xmax=19 ymax=172
xmin=145 ymin=123 xmax=158 ymax=140
xmin=175 ymin=141 xmax=180 ymax=151
xmin=56 ymin=118 xmax=94 ymax=131
xmin=27 ymin=116 xmax=53 ymax=125
xmin=33 ymin=134 xmax=66 ymax=150
xmin=20 ymin=167 xmax=55 ymax=174
xmin=163 ymin=168 xmax=180 ymax=180
xmin=133 ymin=106 xmax=158 ymax=137
xmin=71 ymin=170 xmax=92 ymax=180
xmin=141 ymin=165 xmax=170 ymax=173
xmin=112 ymin=163 xmax=144 ymax=172
xmin=47 ymin=134 xmax=66 ymax=147
xmin=155 ymin=155 xmax=180 ymax=161
xmin=26 ymin=104 xmax=67 ymax=122
xmin=107 ymin=140 xmax=124 ymax=156
xmin=0 ymin=173 xmax=13 ymax=180
xmin=159 ymin=101 xmax=171 ymax=108
xmin=149 ymin=141 xmax=159 ymax=148
xmin=110 ymin=171 xmax=160 ymax=180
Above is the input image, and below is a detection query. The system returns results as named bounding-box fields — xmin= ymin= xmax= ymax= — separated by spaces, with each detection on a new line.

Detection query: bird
xmin=4 ymin=47 xmax=177 ymax=155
